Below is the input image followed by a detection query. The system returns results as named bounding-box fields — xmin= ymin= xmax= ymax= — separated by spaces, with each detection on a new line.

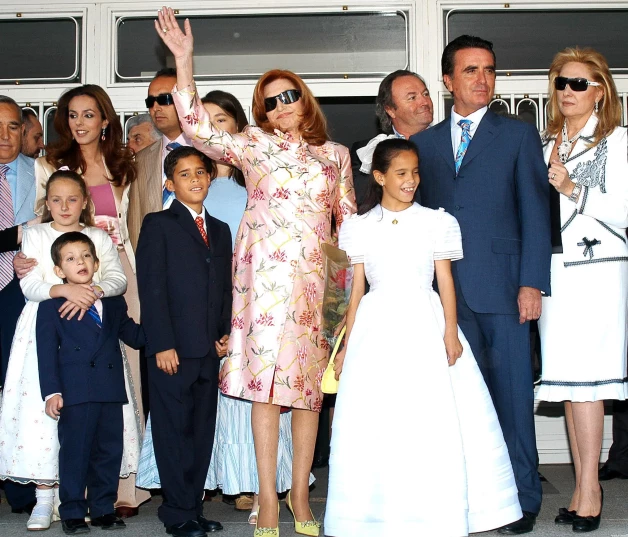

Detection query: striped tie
xmin=0 ymin=164 xmax=15 ymax=291
xmin=87 ymin=304 xmax=102 ymax=329
xmin=454 ymin=119 xmax=472 ymax=175
xmin=162 ymin=142 xmax=182 ymax=207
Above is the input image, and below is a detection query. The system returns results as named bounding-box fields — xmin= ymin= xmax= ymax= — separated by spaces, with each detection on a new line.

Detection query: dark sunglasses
xmin=264 ymin=89 xmax=301 ymax=112
xmin=554 ymin=77 xmax=601 ymax=92
xmin=145 ymin=93 xmax=175 ymax=108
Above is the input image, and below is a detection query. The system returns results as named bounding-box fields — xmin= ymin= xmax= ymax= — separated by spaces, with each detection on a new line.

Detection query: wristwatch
xmin=92 ymin=286 xmax=105 ymax=299
xmin=569 ymin=183 xmax=582 ymax=203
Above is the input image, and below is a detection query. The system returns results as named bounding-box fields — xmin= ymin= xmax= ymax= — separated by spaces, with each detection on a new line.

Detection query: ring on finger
xmin=162 ymin=27 xmax=168 ymax=33
xmin=551 ymin=173 xmax=556 ymax=180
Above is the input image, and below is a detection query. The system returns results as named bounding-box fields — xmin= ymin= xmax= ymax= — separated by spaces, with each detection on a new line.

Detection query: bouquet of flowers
xmin=321 ymin=243 xmax=353 ymax=348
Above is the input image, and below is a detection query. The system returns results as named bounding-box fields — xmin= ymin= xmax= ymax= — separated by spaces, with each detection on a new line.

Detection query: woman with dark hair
xmin=32 ymin=84 xmax=149 ymax=515
xmin=325 ymin=138 xmax=521 ymax=536
xmin=157 ymin=8 xmax=356 ymax=535
xmin=537 ymin=47 xmax=628 ymax=532
xmin=200 ymin=90 xmax=248 ymax=246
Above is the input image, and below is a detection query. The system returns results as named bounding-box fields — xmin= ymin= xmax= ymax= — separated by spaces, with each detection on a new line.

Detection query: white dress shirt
xmin=180 ymin=202 xmax=207 ymax=234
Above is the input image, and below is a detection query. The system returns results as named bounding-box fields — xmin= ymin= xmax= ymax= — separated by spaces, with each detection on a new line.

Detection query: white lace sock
xmin=31 ymin=487 xmax=54 ymax=517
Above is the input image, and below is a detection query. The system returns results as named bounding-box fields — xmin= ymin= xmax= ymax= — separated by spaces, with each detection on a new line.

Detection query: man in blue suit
xmin=411 ymin=36 xmax=551 ymax=535
xmin=0 ymin=95 xmax=37 ymax=514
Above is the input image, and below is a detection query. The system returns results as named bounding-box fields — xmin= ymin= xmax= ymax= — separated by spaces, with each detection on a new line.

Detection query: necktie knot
xmin=458 ymin=119 xmax=472 ymax=131
xmin=0 ymin=164 xmax=9 ymax=179
xmin=166 ymin=142 xmax=182 ymax=152
xmin=195 ymin=216 xmax=209 ymax=247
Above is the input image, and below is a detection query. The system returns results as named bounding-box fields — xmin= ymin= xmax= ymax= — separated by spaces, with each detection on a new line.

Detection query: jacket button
xmin=90 ymin=361 xmax=95 ymax=367
xmin=455 ymin=205 xmax=461 ymax=210
xmin=108 ymin=364 xmax=113 ymax=369
xmin=75 ymin=346 xmax=80 ymax=351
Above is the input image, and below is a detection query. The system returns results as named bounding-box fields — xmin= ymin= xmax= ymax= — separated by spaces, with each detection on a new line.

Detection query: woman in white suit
xmin=538 ymin=47 xmax=628 ymax=533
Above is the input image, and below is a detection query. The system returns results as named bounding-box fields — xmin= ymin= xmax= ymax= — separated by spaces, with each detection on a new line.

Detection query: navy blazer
xmin=411 ymin=110 xmax=551 ymax=314
xmin=136 ymin=199 xmax=233 ymax=359
xmin=36 ymin=296 xmax=145 ymax=406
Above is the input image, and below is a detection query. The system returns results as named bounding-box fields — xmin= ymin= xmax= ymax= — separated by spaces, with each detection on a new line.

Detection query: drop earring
xmin=101 ymin=128 xmax=106 ymax=141
xmin=594 ymin=101 xmax=599 ymax=113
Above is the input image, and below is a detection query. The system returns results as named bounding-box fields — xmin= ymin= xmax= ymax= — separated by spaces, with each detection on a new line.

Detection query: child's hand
xmin=444 ymin=329 xmax=463 ymax=366
xmin=215 ymin=335 xmax=229 ymax=358
xmin=333 ymin=348 xmax=346 ymax=381
xmin=156 ymin=349 xmax=179 ymax=375
xmin=60 ymin=283 xmax=97 ymax=310
xmin=58 ymin=302 xmax=88 ymax=321
xmin=45 ymin=395 xmax=63 ymax=420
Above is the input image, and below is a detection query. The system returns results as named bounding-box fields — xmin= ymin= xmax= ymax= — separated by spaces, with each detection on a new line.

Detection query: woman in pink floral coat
xmin=157 ymin=8 xmax=357 ymax=535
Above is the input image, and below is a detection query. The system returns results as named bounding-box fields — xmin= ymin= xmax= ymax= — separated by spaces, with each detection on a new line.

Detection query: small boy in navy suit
xmin=37 ymin=232 xmax=145 ymax=535
xmin=137 ymin=147 xmax=232 ymax=537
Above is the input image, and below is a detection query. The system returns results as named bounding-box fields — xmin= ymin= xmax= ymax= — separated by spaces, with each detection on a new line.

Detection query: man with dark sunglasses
xmin=128 ymin=67 xmax=192 ymax=252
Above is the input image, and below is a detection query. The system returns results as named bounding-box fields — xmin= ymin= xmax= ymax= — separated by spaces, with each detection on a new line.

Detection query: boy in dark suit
xmin=136 ymin=146 xmax=232 ymax=537
xmin=37 ymin=232 xmax=145 ymax=535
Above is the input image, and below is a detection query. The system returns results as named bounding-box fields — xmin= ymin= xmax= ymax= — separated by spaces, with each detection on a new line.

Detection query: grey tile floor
xmin=1 ymin=465 xmax=627 ymax=537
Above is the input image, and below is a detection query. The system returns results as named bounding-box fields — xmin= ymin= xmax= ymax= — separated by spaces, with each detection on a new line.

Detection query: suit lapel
xmin=92 ymin=300 xmax=115 ymax=352
xmin=14 ymin=155 xmax=35 ymax=220
xmin=206 ymin=210 xmax=222 ymax=255
xmin=171 ymin=200 xmax=209 ymax=250
xmin=433 ymin=120 xmax=456 ymax=173
xmin=457 ymin=110 xmax=500 ymax=171
xmin=143 ymin=140 xmax=164 ymax=215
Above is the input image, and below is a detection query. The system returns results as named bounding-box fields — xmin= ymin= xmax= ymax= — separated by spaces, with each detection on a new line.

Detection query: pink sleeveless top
xmin=89 ymin=183 xmax=122 ymax=247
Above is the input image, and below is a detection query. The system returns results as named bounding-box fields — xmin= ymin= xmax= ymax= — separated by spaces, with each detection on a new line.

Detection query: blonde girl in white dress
xmin=0 ymin=170 xmax=127 ymax=530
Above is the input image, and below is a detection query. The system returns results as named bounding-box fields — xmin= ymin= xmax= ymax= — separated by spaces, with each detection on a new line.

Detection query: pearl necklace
xmin=557 ymin=120 xmax=583 ymax=163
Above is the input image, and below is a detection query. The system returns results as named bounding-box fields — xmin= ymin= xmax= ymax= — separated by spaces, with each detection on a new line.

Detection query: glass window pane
xmin=446 ymin=9 xmax=628 ymax=74
xmin=0 ymin=17 xmax=81 ymax=83
xmin=116 ymin=11 xmax=408 ymax=81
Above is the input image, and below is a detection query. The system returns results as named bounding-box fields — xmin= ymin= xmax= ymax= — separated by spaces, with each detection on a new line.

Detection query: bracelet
xmin=569 ymin=183 xmax=582 ymax=203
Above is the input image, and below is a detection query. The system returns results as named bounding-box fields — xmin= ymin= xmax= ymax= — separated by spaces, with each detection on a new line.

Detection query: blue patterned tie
xmin=87 ymin=304 xmax=102 ymax=329
xmin=454 ymin=119 xmax=472 ymax=174
xmin=163 ymin=142 xmax=183 ymax=206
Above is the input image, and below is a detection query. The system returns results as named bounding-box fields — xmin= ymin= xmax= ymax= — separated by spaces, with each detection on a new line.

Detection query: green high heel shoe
xmin=286 ymin=491 xmax=320 ymax=537
xmin=253 ymin=503 xmax=280 ymax=537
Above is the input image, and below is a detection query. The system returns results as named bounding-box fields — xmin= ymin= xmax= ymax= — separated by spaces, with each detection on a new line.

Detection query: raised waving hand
xmin=155 ymin=7 xmax=193 ymax=59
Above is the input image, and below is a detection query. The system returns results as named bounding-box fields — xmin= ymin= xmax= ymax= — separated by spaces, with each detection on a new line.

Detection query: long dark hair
xmin=201 ymin=90 xmax=248 ymax=187
xmin=358 ymin=138 xmax=419 ymax=215
xmin=41 ymin=170 xmax=95 ymax=227
xmin=46 ymin=85 xmax=136 ymax=187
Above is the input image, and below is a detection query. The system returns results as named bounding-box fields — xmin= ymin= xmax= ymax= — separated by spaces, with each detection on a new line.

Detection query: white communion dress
xmin=324 ymin=203 xmax=522 ymax=537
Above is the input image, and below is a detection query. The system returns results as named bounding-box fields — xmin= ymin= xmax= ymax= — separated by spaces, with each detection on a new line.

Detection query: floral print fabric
xmin=173 ymin=86 xmax=357 ymax=411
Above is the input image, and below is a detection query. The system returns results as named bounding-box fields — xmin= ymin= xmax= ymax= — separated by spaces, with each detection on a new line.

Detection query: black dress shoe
xmin=311 ymin=453 xmax=328 ymax=469
xmin=598 ymin=464 xmax=628 ymax=481
xmin=572 ymin=486 xmax=603 ymax=533
xmin=197 ymin=516 xmax=223 ymax=532
xmin=62 ymin=519 xmax=91 ymax=535
xmin=165 ymin=520 xmax=206 ymax=537
xmin=498 ymin=511 xmax=537 ymax=534
xmin=555 ymin=507 xmax=576 ymax=525
xmin=91 ymin=513 xmax=126 ymax=530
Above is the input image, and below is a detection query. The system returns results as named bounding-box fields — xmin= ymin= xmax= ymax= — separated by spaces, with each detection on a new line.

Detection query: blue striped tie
xmin=455 ymin=119 xmax=472 ymax=174
xmin=163 ymin=142 xmax=182 ymax=206
xmin=87 ymin=304 xmax=102 ymax=329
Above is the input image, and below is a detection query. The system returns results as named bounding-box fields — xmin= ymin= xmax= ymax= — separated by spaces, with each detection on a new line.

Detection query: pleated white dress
xmin=324 ymin=204 xmax=522 ymax=537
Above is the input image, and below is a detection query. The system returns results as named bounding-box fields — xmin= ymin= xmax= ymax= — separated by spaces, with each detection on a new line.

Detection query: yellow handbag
xmin=321 ymin=326 xmax=346 ymax=395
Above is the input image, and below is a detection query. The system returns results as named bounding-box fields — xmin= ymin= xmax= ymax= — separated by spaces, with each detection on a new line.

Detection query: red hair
xmin=252 ymin=70 xmax=329 ymax=146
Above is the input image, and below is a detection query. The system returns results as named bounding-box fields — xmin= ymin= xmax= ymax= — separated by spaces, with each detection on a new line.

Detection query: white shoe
xmin=27 ymin=502 xmax=53 ymax=531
